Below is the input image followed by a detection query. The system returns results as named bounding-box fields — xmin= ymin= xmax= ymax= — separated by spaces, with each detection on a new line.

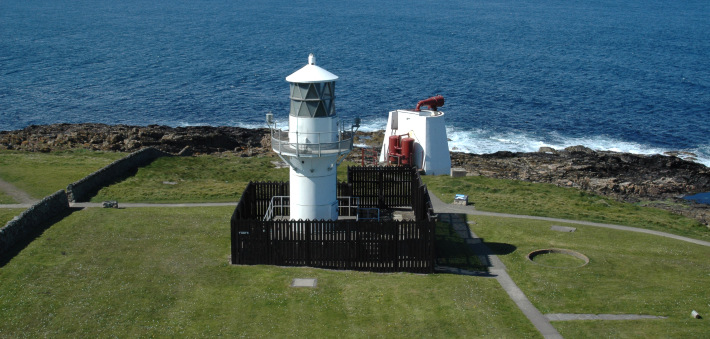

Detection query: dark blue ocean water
xmin=1 ymin=0 xmax=709 ymax=165
xmin=684 ymin=192 xmax=710 ymax=204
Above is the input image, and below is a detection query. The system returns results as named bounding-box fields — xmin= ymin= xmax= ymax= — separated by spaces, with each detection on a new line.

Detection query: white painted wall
xmin=379 ymin=109 xmax=452 ymax=175
xmin=289 ymin=157 xmax=338 ymax=220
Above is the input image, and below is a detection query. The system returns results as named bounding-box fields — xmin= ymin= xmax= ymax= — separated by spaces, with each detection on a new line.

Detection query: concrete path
xmin=545 ymin=314 xmax=667 ymax=321
xmin=438 ymin=212 xmax=563 ymax=339
xmin=70 ymin=202 xmax=237 ymax=208
xmin=0 ymin=178 xmax=37 ymax=204
xmin=429 ymin=193 xmax=710 ymax=247
xmin=0 ymin=203 xmax=34 ymax=209
xmin=0 ymin=201 xmax=237 ymax=209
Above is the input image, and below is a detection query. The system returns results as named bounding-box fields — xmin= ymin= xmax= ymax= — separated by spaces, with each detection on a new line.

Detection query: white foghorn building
xmin=379 ymin=97 xmax=451 ymax=175
xmin=269 ymin=54 xmax=356 ymax=221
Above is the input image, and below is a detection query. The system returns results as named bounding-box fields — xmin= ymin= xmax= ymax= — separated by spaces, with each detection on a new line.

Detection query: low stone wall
xmin=0 ymin=190 xmax=69 ymax=256
xmin=67 ymin=147 xmax=169 ymax=202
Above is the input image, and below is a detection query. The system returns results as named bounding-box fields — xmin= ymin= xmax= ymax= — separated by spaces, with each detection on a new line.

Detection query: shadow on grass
xmin=435 ymin=213 xmax=517 ymax=275
xmin=0 ymin=207 xmax=81 ymax=267
xmin=485 ymin=242 xmax=516 ymax=256
xmin=435 ymin=217 xmax=490 ymax=272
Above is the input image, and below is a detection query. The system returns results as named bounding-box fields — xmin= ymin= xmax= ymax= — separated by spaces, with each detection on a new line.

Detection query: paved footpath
xmin=0 ymin=202 xmax=237 ymax=209
xmin=545 ymin=313 xmax=666 ymax=321
xmin=70 ymin=202 xmax=237 ymax=208
xmin=0 ymin=203 xmax=34 ymax=209
xmin=0 ymin=178 xmax=37 ymax=204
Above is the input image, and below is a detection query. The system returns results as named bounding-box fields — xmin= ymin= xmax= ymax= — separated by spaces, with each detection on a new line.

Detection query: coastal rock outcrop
xmin=450 ymin=148 xmax=710 ymax=203
xmin=0 ymin=123 xmax=270 ymax=155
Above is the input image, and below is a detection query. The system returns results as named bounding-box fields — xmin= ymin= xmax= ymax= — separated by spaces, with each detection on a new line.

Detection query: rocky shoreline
xmin=0 ymin=123 xmax=271 ymax=155
xmin=450 ymin=147 xmax=710 ymax=225
xmin=2 ymin=123 xmax=708 ymax=225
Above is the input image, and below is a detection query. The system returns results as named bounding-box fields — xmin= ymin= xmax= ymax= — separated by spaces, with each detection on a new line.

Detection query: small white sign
xmin=291 ymin=278 xmax=317 ymax=288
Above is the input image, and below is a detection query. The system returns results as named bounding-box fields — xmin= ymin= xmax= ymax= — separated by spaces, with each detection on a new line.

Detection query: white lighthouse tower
xmin=268 ymin=54 xmax=357 ymax=221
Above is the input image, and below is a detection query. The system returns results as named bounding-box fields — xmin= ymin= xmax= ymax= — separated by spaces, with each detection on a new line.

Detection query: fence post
xmin=429 ymin=220 xmax=436 ymax=273
xmin=378 ymin=169 xmax=384 ymax=208
xmin=305 ymin=220 xmax=311 ymax=266
xmin=394 ymin=221 xmax=399 ymax=270
xmin=230 ymin=218 xmax=236 ymax=264
xmin=346 ymin=220 xmax=352 ymax=270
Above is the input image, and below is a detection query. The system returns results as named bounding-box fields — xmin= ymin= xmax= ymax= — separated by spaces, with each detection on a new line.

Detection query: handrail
xmin=337 ymin=196 xmax=360 ymax=216
xmin=271 ymin=129 xmax=354 ymax=158
xmin=264 ymin=196 xmax=289 ymax=221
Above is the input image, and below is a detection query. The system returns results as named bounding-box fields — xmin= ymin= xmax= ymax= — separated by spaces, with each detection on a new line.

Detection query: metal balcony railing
xmin=271 ymin=129 xmax=354 ymax=158
xmin=263 ymin=195 xmax=361 ymax=221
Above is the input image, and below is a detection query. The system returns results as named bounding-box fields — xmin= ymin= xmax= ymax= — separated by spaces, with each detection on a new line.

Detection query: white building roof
xmin=285 ymin=54 xmax=338 ymax=83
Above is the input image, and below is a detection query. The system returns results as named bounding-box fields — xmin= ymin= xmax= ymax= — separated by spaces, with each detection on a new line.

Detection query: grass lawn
xmin=91 ymin=155 xmax=290 ymax=203
xmin=423 ymin=175 xmax=709 ymax=240
xmin=0 ymin=207 xmax=539 ymax=337
xmin=91 ymin=156 xmax=361 ymax=203
xmin=0 ymin=209 xmax=24 ymax=226
xmin=0 ymin=192 xmax=16 ymax=204
xmin=470 ymin=215 xmax=710 ymax=338
xmin=0 ymin=150 xmax=124 ymax=199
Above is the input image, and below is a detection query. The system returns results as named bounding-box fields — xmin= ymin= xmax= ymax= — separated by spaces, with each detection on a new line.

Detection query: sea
xmin=1 ymin=0 xmax=709 ymax=166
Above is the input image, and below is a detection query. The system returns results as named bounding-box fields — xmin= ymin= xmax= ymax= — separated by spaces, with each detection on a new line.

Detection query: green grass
xmin=91 ymin=156 xmax=361 ymax=203
xmin=471 ymin=215 xmax=710 ymax=338
xmin=0 ymin=209 xmax=24 ymax=226
xmin=91 ymin=155 xmax=290 ymax=203
xmin=0 ymin=207 xmax=539 ymax=337
xmin=0 ymin=150 xmax=124 ymax=199
xmin=423 ymin=175 xmax=709 ymax=240
xmin=0 ymin=192 xmax=16 ymax=204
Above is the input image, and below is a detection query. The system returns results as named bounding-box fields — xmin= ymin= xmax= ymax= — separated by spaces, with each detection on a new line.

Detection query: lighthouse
xmin=268 ymin=54 xmax=357 ymax=221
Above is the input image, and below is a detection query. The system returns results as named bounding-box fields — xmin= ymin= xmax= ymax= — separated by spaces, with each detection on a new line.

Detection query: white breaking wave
xmin=176 ymin=122 xmax=211 ymax=127
xmin=446 ymin=127 xmax=710 ymax=167
xmin=356 ymin=118 xmax=388 ymax=133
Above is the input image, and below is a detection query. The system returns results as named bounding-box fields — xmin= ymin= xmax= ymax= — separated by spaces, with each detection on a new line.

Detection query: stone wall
xmin=0 ymin=190 xmax=69 ymax=256
xmin=67 ymin=147 xmax=169 ymax=202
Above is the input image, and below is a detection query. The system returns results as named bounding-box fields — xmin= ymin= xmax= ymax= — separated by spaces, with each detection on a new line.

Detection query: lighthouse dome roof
xmin=286 ymin=54 xmax=338 ymax=83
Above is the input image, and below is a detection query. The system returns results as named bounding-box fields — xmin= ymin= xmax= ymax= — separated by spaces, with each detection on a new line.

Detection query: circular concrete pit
xmin=527 ymin=248 xmax=589 ymax=268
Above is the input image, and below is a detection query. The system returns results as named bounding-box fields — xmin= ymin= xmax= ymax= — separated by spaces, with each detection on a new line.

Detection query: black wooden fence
xmin=346 ymin=166 xmax=414 ymax=208
xmin=231 ymin=166 xmax=436 ymax=273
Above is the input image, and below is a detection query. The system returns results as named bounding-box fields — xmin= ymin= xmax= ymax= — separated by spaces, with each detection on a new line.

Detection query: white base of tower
xmin=379 ymin=109 xmax=451 ymax=175
xmin=289 ymin=157 xmax=338 ymax=221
